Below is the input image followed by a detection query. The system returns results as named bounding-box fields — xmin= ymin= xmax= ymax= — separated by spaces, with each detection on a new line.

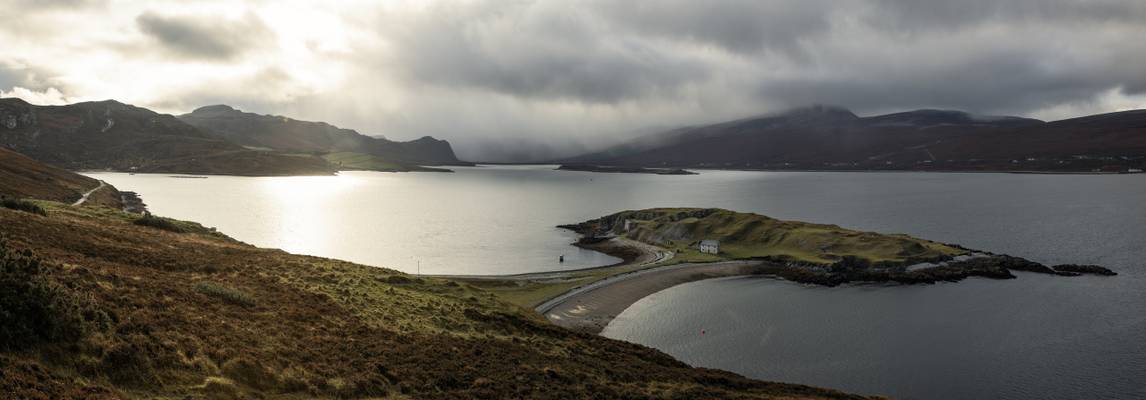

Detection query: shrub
xmin=385 ymin=275 xmax=413 ymax=285
xmin=0 ymin=240 xmax=109 ymax=350
xmin=221 ymin=358 xmax=279 ymax=390
xmin=133 ymin=214 xmax=186 ymax=233
xmin=1 ymin=198 xmax=47 ymax=216
xmin=194 ymin=281 xmax=256 ymax=307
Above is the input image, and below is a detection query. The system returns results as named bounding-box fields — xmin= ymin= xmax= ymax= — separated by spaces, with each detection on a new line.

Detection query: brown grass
xmin=0 ymin=202 xmax=876 ymax=399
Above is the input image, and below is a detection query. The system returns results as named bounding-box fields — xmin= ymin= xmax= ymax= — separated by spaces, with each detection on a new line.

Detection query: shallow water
xmin=88 ymin=166 xmax=1146 ymax=398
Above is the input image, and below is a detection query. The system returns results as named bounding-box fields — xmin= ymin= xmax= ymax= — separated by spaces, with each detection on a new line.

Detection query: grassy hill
xmin=179 ymin=105 xmax=466 ymax=166
xmin=565 ymin=208 xmax=966 ymax=266
xmin=0 ymin=98 xmax=336 ymax=176
xmin=0 ymin=147 xmax=121 ymax=208
xmin=0 ymin=158 xmax=868 ymax=398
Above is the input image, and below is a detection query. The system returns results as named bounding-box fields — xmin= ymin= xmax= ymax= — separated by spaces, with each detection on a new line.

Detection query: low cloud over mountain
xmin=2 ymin=0 xmax=1145 ymax=161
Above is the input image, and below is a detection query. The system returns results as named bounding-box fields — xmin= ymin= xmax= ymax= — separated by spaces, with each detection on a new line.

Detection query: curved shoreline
xmin=538 ymin=260 xmax=762 ymax=333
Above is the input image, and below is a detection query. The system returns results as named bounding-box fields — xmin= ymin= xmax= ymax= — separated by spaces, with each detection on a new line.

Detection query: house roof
xmin=700 ymin=240 xmax=719 ymax=246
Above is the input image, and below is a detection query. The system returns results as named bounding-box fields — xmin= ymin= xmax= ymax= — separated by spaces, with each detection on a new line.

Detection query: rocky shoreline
xmin=119 ymin=191 xmax=148 ymax=214
xmin=742 ymin=254 xmax=1117 ymax=287
xmin=560 ymin=222 xmax=1116 ymax=288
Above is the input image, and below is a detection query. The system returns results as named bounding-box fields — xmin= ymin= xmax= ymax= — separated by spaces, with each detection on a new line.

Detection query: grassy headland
xmin=472 ymin=208 xmax=1114 ymax=313
xmin=566 ymin=208 xmax=965 ymax=266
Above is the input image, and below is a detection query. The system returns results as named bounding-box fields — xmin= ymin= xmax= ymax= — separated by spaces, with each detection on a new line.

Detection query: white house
xmin=699 ymin=240 xmax=720 ymax=254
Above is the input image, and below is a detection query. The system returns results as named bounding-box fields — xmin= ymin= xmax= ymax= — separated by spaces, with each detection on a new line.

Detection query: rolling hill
xmin=0 ymin=146 xmax=122 ymax=208
xmin=0 ymin=98 xmax=335 ymax=176
xmin=179 ymin=105 xmax=466 ymax=167
xmin=567 ymin=105 xmax=1146 ymax=172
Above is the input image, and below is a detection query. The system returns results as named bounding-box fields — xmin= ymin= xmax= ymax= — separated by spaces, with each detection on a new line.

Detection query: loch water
xmin=88 ymin=166 xmax=1146 ymax=399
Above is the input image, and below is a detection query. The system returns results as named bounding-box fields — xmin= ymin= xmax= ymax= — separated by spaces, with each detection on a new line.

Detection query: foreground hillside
xmin=0 ymin=201 xmax=869 ymax=398
xmin=569 ymin=105 xmax=1146 ymax=173
xmin=0 ymin=147 xmax=121 ymax=208
xmin=0 ymin=98 xmax=334 ymax=176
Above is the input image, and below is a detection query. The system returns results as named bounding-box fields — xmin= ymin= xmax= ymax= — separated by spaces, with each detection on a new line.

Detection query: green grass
xmin=1 ymin=198 xmax=47 ymax=216
xmin=1 ymin=239 xmax=111 ymax=350
xmin=617 ymin=208 xmax=965 ymax=265
xmin=133 ymin=214 xmax=187 ymax=233
xmin=475 ymin=208 xmax=970 ymax=309
xmin=194 ymin=281 xmax=257 ymax=307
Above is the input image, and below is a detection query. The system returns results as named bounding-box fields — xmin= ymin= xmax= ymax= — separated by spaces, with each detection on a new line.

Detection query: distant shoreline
xmin=476 ymin=163 xmax=1145 ymax=175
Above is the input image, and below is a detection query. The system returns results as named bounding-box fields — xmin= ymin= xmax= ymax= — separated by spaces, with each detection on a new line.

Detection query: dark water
xmin=601 ymin=172 xmax=1146 ymax=399
xmin=90 ymin=167 xmax=1146 ymax=398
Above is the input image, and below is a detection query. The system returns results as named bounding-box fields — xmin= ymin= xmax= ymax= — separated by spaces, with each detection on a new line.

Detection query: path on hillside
xmin=72 ymin=181 xmax=106 ymax=206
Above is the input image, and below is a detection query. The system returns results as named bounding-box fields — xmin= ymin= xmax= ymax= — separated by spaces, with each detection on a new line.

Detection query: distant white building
xmin=699 ymin=240 xmax=720 ymax=254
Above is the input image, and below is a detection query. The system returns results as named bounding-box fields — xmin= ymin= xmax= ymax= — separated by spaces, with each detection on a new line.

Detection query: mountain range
xmin=178 ymin=105 xmax=464 ymax=166
xmin=0 ymin=98 xmax=465 ymax=176
xmin=567 ymin=105 xmax=1146 ymax=173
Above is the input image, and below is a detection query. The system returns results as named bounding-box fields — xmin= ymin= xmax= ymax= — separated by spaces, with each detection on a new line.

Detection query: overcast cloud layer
xmin=3 ymin=0 xmax=1146 ymax=161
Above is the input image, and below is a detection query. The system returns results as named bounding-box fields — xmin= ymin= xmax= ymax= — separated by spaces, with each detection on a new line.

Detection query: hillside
xmin=0 ymin=160 xmax=867 ymax=399
xmin=568 ymin=105 xmax=1146 ymax=172
xmin=0 ymin=147 xmax=122 ymax=208
xmin=179 ymin=105 xmax=466 ymax=167
xmin=0 ymin=98 xmax=335 ymax=176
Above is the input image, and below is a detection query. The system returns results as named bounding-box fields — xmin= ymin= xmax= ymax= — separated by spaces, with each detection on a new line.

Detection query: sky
xmin=3 ymin=0 xmax=1146 ymax=161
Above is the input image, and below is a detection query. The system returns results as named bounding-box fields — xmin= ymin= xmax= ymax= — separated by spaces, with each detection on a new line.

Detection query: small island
xmin=465 ymin=208 xmax=1115 ymax=333
xmin=556 ymin=164 xmax=697 ymax=175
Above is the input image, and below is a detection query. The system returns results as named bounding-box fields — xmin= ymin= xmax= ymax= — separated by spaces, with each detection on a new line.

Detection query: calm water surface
xmin=88 ymin=166 xmax=1146 ymax=399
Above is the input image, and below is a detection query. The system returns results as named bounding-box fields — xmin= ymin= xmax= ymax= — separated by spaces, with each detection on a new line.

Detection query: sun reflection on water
xmin=257 ymin=175 xmax=362 ymax=256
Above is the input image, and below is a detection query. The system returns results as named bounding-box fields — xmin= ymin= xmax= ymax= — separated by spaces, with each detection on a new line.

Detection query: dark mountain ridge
xmin=0 ymin=98 xmax=335 ymax=176
xmin=179 ymin=105 xmax=465 ymax=166
xmin=567 ymin=105 xmax=1145 ymax=172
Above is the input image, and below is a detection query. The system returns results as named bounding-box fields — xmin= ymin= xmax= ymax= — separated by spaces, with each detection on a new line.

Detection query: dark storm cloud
xmin=135 ymin=11 xmax=272 ymax=61
xmin=0 ymin=61 xmax=56 ymax=92
xmin=868 ymin=0 xmax=1146 ymax=30
xmin=4 ymin=0 xmax=1146 ymax=161
xmin=758 ymin=34 xmax=1146 ymax=115
xmin=589 ymin=0 xmax=835 ymax=54
xmin=377 ymin=0 xmax=1146 ymax=116
xmin=350 ymin=0 xmax=1146 ymax=160
xmin=10 ymin=0 xmax=106 ymax=10
xmin=0 ymin=65 xmax=22 ymax=90
xmin=381 ymin=1 xmax=711 ymax=103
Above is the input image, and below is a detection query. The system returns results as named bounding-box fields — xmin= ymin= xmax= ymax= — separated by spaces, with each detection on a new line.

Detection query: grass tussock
xmin=133 ymin=214 xmax=187 ymax=233
xmin=0 ymin=239 xmax=110 ymax=351
xmin=195 ymin=281 xmax=256 ymax=307
xmin=1 ymin=197 xmax=47 ymax=216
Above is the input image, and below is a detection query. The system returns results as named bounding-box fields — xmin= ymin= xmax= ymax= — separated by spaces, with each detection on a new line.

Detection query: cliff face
xmin=0 ymin=98 xmax=335 ymax=176
xmin=179 ymin=105 xmax=464 ymax=165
